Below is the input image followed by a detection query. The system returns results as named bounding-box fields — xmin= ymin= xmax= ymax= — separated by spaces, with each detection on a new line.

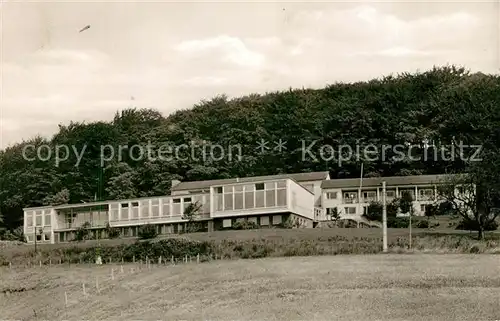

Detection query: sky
xmin=1 ymin=0 xmax=499 ymax=148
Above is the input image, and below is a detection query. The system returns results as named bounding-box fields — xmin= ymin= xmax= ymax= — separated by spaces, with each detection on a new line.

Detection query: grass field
xmin=1 ymin=254 xmax=499 ymax=321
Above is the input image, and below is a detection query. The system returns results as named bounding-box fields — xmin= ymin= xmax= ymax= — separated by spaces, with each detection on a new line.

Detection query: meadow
xmin=2 ymin=224 xmax=500 ymax=267
xmin=1 ymin=254 xmax=499 ymax=321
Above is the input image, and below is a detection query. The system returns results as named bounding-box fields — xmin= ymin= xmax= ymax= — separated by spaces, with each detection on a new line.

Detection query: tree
xmin=438 ymin=173 xmax=500 ymax=240
xmin=42 ymin=189 xmax=70 ymax=206
xmin=329 ymin=208 xmax=340 ymax=222
xmin=424 ymin=203 xmax=439 ymax=220
xmin=363 ymin=201 xmax=383 ymax=222
xmin=182 ymin=201 xmax=203 ymax=233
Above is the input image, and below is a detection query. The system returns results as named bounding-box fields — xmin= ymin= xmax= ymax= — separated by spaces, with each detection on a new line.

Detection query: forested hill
xmin=1 ymin=65 xmax=500 ymax=229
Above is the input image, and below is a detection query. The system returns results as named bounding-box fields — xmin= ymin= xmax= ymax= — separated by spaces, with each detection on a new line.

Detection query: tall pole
xmin=382 ymin=181 xmax=388 ymax=253
xmin=358 ymin=163 xmax=364 ymax=222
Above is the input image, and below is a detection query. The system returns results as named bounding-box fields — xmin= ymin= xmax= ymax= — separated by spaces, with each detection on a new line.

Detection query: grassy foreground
xmin=1 ymin=228 xmax=500 ymax=266
xmin=1 ymin=254 xmax=499 ymax=321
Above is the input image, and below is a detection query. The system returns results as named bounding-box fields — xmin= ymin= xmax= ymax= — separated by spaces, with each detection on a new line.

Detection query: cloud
xmin=174 ymin=35 xmax=265 ymax=67
xmin=1 ymin=2 xmax=495 ymax=148
xmin=182 ymin=76 xmax=226 ymax=86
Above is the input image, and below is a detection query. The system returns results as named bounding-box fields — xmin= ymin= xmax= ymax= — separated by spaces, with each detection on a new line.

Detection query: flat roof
xmin=171 ymin=171 xmax=330 ymax=192
xmin=321 ymin=174 xmax=460 ymax=189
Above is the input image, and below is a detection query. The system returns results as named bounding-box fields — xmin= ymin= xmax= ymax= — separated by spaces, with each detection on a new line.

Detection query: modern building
xmin=23 ymin=172 xmax=456 ymax=244
xmin=321 ymin=174 xmax=452 ymax=220
xmin=23 ymin=171 xmax=329 ymax=244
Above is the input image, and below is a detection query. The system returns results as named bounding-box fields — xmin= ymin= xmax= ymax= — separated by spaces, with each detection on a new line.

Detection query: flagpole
xmin=358 ymin=163 xmax=363 ymax=228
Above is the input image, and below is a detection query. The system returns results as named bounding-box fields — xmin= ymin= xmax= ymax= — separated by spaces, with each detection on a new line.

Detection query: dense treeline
xmin=1 ymin=65 xmax=500 ymax=231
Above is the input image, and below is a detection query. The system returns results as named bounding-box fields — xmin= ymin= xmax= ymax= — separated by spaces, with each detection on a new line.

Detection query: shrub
xmin=438 ymin=201 xmax=455 ymax=215
xmin=363 ymin=202 xmax=383 ymax=222
xmin=74 ymin=222 xmax=91 ymax=241
xmin=455 ymin=219 xmax=498 ymax=231
xmin=233 ymin=220 xmax=259 ymax=230
xmin=138 ymin=224 xmax=158 ymax=239
xmin=105 ymin=223 xmax=120 ymax=239
xmin=0 ymin=227 xmax=26 ymax=242
xmin=417 ymin=220 xmax=429 ymax=228
xmin=387 ymin=217 xmax=410 ymax=228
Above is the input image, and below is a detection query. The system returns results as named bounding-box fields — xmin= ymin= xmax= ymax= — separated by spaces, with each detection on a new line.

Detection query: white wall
xmin=299 ymin=180 xmax=324 ymax=207
xmin=288 ymin=180 xmax=315 ymax=220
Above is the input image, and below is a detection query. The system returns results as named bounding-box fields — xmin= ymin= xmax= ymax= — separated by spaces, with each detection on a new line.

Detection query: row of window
xmin=325 ymin=189 xmax=436 ymax=200
xmin=221 ymin=215 xmax=283 ymax=227
xmin=109 ymin=196 xmax=208 ymax=221
xmin=326 ymin=203 xmax=430 ymax=216
xmin=26 ymin=213 xmax=51 ymax=227
xmin=214 ymin=187 xmax=287 ymax=211
xmin=215 ymin=181 xmax=287 ymax=194
xmin=26 ymin=233 xmax=51 ymax=242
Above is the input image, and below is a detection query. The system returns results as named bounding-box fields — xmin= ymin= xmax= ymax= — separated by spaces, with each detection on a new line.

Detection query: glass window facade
xmin=214 ymin=180 xmax=287 ymax=212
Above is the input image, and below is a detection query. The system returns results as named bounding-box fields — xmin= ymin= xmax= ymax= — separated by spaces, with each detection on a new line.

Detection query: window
xmin=44 ymin=214 xmax=51 ymax=226
xmin=224 ymin=193 xmax=233 ymax=210
xmin=173 ymin=198 xmax=180 ymax=204
xmin=386 ymin=191 xmax=395 ymax=197
xmin=26 ymin=214 xmax=33 ymax=227
xmin=35 ymin=215 xmax=42 ymax=226
xmin=255 ymin=183 xmax=264 ymax=190
xmin=326 ymin=207 xmax=337 ymax=215
xmin=215 ymin=187 xmax=223 ymax=194
xmin=255 ymin=189 xmax=265 ymax=207
xmin=183 ymin=197 xmax=191 ymax=203
xmin=260 ymin=216 xmax=269 ymax=226
xmin=223 ymin=219 xmax=232 ymax=228
xmin=363 ymin=191 xmax=376 ymax=199
xmin=277 ymin=189 xmax=286 ymax=206
xmin=265 ymin=189 xmax=276 ymax=207
xmin=110 ymin=204 xmax=119 ymax=221
xmin=326 ymin=192 xmax=337 ymax=199
xmin=344 ymin=207 xmax=356 ymax=215
xmin=344 ymin=192 xmax=357 ymax=198
xmin=141 ymin=200 xmax=150 ymax=217
xmin=244 ymin=190 xmax=254 ymax=209
xmin=272 ymin=215 xmax=282 ymax=225
xmin=420 ymin=204 xmax=426 ymax=212
xmin=131 ymin=202 xmax=139 ymax=219
xmin=234 ymin=192 xmax=244 ymax=210
xmin=36 ymin=234 xmax=42 ymax=241
xmin=44 ymin=233 xmax=51 ymax=241
xmin=161 ymin=199 xmax=169 ymax=217
xmin=121 ymin=203 xmax=129 ymax=208
xmin=265 ymin=182 xmax=275 ymax=190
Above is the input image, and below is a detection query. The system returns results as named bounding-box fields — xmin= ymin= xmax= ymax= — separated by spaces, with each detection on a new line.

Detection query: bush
xmin=363 ymin=202 xmax=383 ymax=222
xmin=105 ymin=223 xmax=120 ymax=239
xmin=438 ymin=201 xmax=455 ymax=215
xmin=138 ymin=224 xmax=158 ymax=239
xmin=233 ymin=220 xmax=259 ymax=230
xmin=387 ymin=217 xmax=410 ymax=228
xmin=455 ymin=219 xmax=498 ymax=231
xmin=417 ymin=220 xmax=429 ymax=228
xmin=74 ymin=222 xmax=91 ymax=241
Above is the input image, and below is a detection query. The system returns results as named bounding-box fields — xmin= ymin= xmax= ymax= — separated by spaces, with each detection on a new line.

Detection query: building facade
xmin=23 ymin=172 xmax=456 ymax=244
